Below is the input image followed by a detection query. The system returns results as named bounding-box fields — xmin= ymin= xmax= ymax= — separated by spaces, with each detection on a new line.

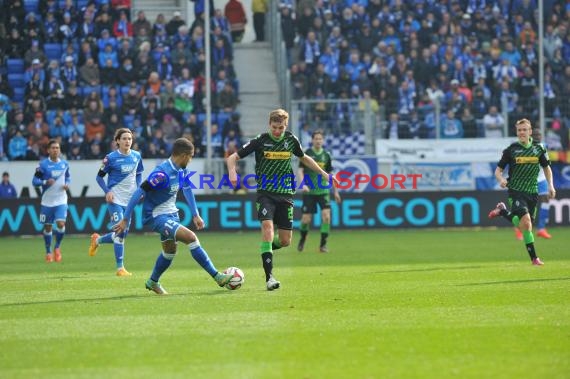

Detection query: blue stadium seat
xmin=8 ymin=74 xmax=25 ymax=88
xmin=196 ymin=113 xmax=207 ymax=126
xmin=217 ymin=112 xmax=230 ymax=128
xmin=24 ymin=0 xmax=39 ymax=13
xmin=77 ymin=0 xmax=89 ymax=9
xmin=12 ymin=87 xmax=26 ymax=103
xmin=44 ymin=43 xmax=63 ymax=61
xmin=81 ymin=85 xmax=101 ymax=97
xmin=7 ymin=59 xmax=25 ymax=74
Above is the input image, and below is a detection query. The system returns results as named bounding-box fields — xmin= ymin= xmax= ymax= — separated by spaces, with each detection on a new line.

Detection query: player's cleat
xmin=54 ymin=247 xmax=62 ymax=262
xmin=532 ymin=257 xmax=544 ymax=266
xmin=214 ymin=272 xmax=233 ymax=287
xmin=266 ymin=275 xmax=280 ymax=291
xmin=45 ymin=253 xmax=54 ymax=263
xmin=515 ymin=228 xmax=523 ymax=240
xmin=116 ymin=267 xmax=132 ymax=277
xmin=145 ymin=279 xmax=168 ymax=295
xmin=297 ymin=239 xmax=305 ymax=252
xmin=319 ymin=245 xmax=329 ymax=253
xmin=536 ymin=229 xmax=552 ymax=239
xmin=488 ymin=202 xmax=507 ymax=219
xmin=88 ymin=233 xmax=100 ymax=256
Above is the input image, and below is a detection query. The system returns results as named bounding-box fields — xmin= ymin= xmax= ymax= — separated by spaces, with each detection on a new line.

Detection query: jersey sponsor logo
xmin=264 ymin=151 xmax=291 ymax=159
xmin=120 ymin=164 xmax=136 ymax=173
xmin=515 ymin=157 xmax=539 ymax=164
xmin=51 ymin=170 xmax=65 ymax=178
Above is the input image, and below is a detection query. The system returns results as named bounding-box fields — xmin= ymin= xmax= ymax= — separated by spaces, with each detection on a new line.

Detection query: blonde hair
xmin=269 ymin=109 xmax=289 ymax=125
xmin=515 ymin=118 xmax=532 ymax=128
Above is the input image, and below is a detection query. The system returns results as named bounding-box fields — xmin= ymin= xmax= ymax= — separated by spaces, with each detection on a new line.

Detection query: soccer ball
xmin=223 ymin=267 xmax=245 ymax=290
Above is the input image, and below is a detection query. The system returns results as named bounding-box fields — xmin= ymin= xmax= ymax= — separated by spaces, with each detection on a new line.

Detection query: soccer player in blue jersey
xmin=32 ymin=140 xmax=71 ymax=263
xmin=89 ymin=128 xmax=144 ymax=276
xmin=113 ymin=138 xmax=233 ymax=295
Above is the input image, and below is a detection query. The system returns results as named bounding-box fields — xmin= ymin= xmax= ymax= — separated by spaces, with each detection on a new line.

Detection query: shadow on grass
xmin=458 ymin=277 xmax=570 ymax=286
xmin=0 ymin=293 xmax=182 ymax=307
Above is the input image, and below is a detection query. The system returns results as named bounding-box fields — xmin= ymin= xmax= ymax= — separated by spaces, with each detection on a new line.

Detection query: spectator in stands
xmin=0 ymin=172 xmax=17 ymax=198
xmin=24 ymin=86 xmax=47 ymax=116
xmin=252 ymin=0 xmax=268 ymax=42
xmin=225 ymin=0 xmax=247 ymax=43
xmin=85 ymin=115 xmax=106 ymax=144
xmin=166 ymin=11 xmax=186 ymax=36
xmin=134 ymin=53 xmax=154 ymax=86
xmin=25 ymin=58 xmax=46 ymax=85
xmin=6 ymin=28 xmax=26 ymax=58
xmin=483 ymin=105 xmax=505 ymax=138
xmin=217 ymin=81 xmax=238 ymax=113
xmin=79 ymin=57 xmax=100 ymax=86
xmin=9 ymin=130 xmax=28 ymax=160
xmin=113 ymin=10 xmax=133 ymax=39
xmin=133 ymin=10 xmax=152 ymax=37
xmin=117 ymin=57 xmax=137 ymax=86
xmin=440 ymin=110 xmax=464 ymax=139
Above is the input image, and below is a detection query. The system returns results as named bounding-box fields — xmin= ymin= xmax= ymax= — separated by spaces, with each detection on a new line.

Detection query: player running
xmin=32 ymin=140 xmax=70 ymax=263
xmin=89 ymin=128 xmax=144 ymax=276
xmin=488 ymin=119 xmax=556 ymax=265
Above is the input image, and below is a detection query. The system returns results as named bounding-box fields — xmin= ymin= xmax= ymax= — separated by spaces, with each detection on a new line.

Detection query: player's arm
xmin=182 ymin=177 xmax=204 ymax=230
xmin=136 ymin=158 xmax=144 ymax=187
xmin=32 ymin=166 xmax=45 ymax=187
xmin=540 ymin=150 xmax=556 ymax=199
xmin=227 ymin=135 xmax=260 ymax=187
xmin=296 ymin=165 xmax=308 ymax=192
xmin=325 ymin=153 xmax=341 ymax=203
xmin=63 ymin=165 xmax=70 ymax=190
xmin=495 ymin=148 xmax=510 ymax=188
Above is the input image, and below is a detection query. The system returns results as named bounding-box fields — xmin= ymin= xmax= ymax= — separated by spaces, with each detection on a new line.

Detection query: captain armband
xmin=97 ymin=169 xmax=107 ymax=177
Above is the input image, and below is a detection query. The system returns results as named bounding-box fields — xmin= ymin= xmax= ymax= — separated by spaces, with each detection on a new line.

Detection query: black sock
xmin=261 ymin=252 xmax=273 ymax=281
xmin=300 ymin=230 xmax=307 ymax=241
xmin=526 ymin=243 xmax=537 ymax=260
xmin=320 ymin=233 xmax=328 ymax=247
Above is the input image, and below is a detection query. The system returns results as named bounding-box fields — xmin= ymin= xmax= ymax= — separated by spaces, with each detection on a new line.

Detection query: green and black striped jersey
xmin=299 ymin=148 xmax=333 ymax=195
xmin=237 ymin=131 xmax=304 ymax=195
xmin=497 ymin=139 xmax=550 ymax=194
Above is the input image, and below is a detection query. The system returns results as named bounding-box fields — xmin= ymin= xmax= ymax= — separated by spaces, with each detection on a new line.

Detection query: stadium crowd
xmin=0 ymin=0 xmax=242 ymax=161
xmin=282 ymin=0 xmax=569 ymax=147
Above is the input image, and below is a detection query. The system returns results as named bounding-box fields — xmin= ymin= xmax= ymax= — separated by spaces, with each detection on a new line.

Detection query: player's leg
xmin=145 ymin=215 xmax=179 ymax=294
xmin=53 ymin=204 xmax=68 ymax=262
xmin=173 ymin=222 xmax=232 ymax=287
xmin=41 ymin=206 xmax=54 ymax=262
xmin=111 ymin=205 xmax=131 ymax=276
xmin=89 ymin=204 xmax=121 ymax=256
xmin=536 ymin=181 xmax=551 ymax=238
xmin=512 ymin=194 xmax=543 ymax=265
xmin=298 ymin=195 xmax=315 ymax=252
xmin=318 ymin=194 xmax=332 ymax=252
xmin=257 ymin=194 xmax=280 ymax=289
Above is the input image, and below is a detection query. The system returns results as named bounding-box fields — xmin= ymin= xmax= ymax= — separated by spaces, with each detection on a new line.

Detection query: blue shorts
xmin=108 ymin=203 xmax=131 ymax=232
xmin=40 ymin=204 xmax=68 ymax=225
xmin=147 ymin=213 xmax=182 ymax=242
xmin=538 ymin=180 xmax=548 ymax=196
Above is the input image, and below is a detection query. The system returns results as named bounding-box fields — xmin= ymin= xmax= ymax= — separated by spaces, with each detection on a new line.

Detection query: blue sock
xmin=99 ymin=232 xmax=114 ymax=244
xmin=113 ymin=242 xmax=125 ymax=268
xmin=189 ymin=241 xmax=218 ymax=277
xmin=537 ymin=204 xmax=549 ymax=230
xmin=54 ymin=226 xmax=65 ymax=248
xmin=150 ymin=251 xmax=175 ymax=282
xmin=43 ymin=231 xmax=52 ymax=253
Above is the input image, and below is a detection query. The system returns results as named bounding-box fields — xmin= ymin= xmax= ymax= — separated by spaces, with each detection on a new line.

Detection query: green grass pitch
xmin=0 ymin=228 xmax=569 ymax=379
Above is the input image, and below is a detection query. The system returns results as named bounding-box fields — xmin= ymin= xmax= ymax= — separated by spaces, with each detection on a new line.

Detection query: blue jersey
xmin=99 ymin=150 xmax=144 ymax=206
xmin=143 ymin=158 xmax=188 ymax=220
xmin=32 ymin=158 xmax=70 ymax=207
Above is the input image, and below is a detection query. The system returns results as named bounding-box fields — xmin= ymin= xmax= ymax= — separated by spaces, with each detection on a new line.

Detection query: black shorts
xmin=301 ymin=194 xmax=330 ymax=214
xmin=508 ymin=190 xmax=538 ymax=220
xmin=256 ymin=191 xmax=294 ymax=230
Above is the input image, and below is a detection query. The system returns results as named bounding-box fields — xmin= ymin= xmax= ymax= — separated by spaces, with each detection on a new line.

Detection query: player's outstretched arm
xmin=226 ymin=152 xmax=240 ymax=187
xmin=300 ymin=155 xmax=340 ymax=188
xmin=543 ymin=166 xmax=556 ymax=199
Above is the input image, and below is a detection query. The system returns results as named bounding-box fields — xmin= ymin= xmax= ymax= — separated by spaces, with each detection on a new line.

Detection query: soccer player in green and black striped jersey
xmin=226 ymin=109 xmax=337 ymax=290
xmin=297 ymin=130 xmax=341 ymax=253
xmin=488 ymin=119 xmax=556 ymax=265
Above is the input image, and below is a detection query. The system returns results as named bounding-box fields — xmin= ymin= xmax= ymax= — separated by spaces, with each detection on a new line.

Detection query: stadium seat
xmin=217 ymin=112 xmax=230 ymax=128
xmin=81 ymin=85 xmax=101 ymax=97
xmin=12 ymin=87 xmax=25 ymax=103
xmin=77 ymin=0 xmax=89 ymax=9
xmin=8 ymin=74 xmax=25 ymax=88
xmin=7 ymin=59 xmax=25 ymax=74
xmin=196 ymin=113 xmax=207 ymax=126
xmin=24 ymin=0 xmax=39 ymax=13
xmin=44 ymin=44 xmax=63 ymax=61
